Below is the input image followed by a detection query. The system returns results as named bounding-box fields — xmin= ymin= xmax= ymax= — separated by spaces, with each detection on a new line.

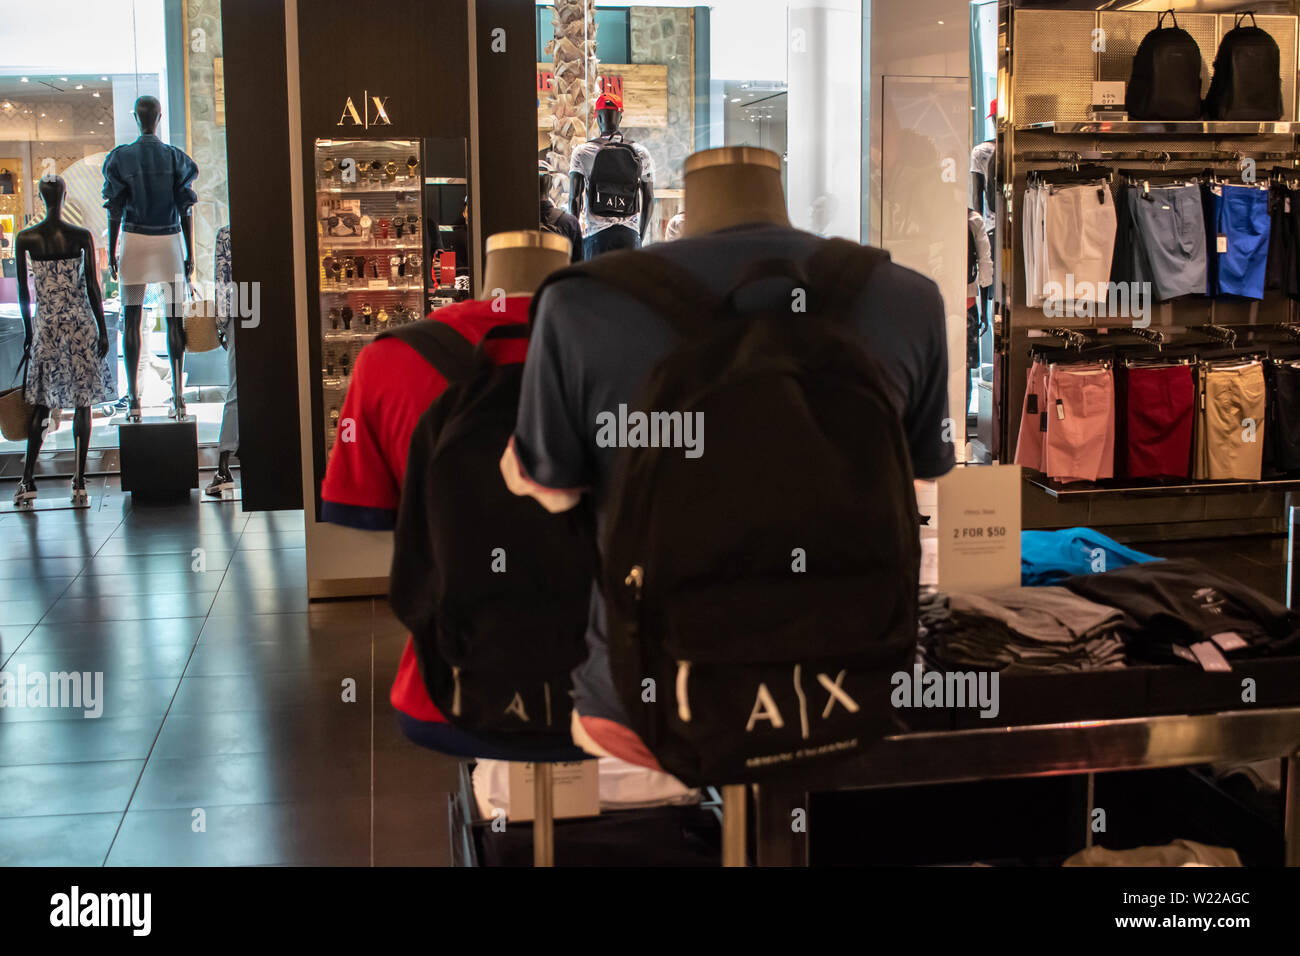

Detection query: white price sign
xmin=937 ymin=464 xmax=1021 ymax=592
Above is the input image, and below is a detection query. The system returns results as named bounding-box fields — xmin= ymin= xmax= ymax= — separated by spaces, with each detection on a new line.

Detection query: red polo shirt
xmin=321 ymin=296 xmax=531 ymax=720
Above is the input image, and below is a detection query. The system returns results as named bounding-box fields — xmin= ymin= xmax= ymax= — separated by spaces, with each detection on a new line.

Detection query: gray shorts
xmin=1129 ymin=182 xmax=1207 ymax=302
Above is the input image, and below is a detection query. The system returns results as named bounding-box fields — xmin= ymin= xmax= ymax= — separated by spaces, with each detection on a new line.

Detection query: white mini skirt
xmin=119 ymin=231 xmax=185 ymax=285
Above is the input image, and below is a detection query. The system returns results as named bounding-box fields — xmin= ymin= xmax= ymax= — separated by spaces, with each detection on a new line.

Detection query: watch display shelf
xmin=315 ymin=138 xmax=426 ymax=453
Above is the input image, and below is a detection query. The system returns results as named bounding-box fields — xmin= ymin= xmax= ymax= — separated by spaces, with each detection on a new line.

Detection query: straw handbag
xmin=183 ymin=289 xmax=222 ymax=353
xmin=0 ymin=353 xmax=34 ymax=442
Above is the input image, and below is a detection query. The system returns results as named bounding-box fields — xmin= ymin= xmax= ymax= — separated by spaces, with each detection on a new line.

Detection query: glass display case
xmin=314 ymin=137 xmax=427 ymax=450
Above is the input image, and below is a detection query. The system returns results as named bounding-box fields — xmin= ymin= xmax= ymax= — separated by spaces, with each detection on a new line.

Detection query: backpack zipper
xmin=451 ymin=665 xmax=462 ymax=717
xmin=625 ymin=565 xmax=644 ymax=595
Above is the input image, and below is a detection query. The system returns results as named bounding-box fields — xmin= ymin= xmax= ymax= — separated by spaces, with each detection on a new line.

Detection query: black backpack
xmin=530 ymin=239 xmax=920 ymax=785
xmin=586 ymin=133 xmax=642 ymax=218
xmin=541 ymin=204 xmax=566 ymax=235
xmin=383 ymin=319 xmax=594 ymax=749
xmin=1125 ymin=11 xmax=1203 ymax=120
xmin=1204 ymin=12 xmax=1283 ymax=121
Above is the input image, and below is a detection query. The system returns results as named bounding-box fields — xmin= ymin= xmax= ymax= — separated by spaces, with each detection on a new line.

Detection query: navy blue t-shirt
xmin=513 ymin=222 xmax=955 ymax=728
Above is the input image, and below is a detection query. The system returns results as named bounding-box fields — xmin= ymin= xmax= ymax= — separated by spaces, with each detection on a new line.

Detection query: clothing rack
xmin=1016 ymin=149 xmax=1300 ymax=165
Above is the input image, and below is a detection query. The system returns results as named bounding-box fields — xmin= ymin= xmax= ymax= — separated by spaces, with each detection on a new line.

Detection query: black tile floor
xmin=0 ymin=475 xmax=459 ymax=866
xmin=0 ymin=474 xmax=1292 ymax=866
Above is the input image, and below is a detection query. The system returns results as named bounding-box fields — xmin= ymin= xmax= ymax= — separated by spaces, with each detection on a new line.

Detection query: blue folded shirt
xmin=1021 ymin=527 xmax=1159 ymax=586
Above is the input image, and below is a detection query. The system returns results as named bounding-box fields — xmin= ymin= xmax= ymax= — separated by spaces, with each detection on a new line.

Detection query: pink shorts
xmin=1043 ymin=363 xmax=1115 ymax=483
xmin=1014 ymin=358 xmax=1050 ymax=471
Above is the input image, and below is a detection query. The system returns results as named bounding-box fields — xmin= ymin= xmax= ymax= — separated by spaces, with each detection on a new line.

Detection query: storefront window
xmin=535 ymin=1 xmax=862 ymax=244
xmin=0 ymin=0 xmax=229 ymax=468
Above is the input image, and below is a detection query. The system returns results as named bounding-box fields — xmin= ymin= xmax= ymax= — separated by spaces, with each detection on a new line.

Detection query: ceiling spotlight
xmin=92 ymin=91 xmax=100 ymax=98
xmin=60 ymin=77 xmax=68 ymax=82
xmin=100 ymin=76 xmax=108 ymax=81
xmin=75 ymin=84 xmax=84 ymax=90
xmin=20 ymin=76 xmax=29 ymax=83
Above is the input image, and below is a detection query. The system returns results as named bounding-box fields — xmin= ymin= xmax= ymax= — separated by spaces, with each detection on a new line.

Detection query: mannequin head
xmin=593 ymin=91 xmax=623 ymax=137
xmin=681 ymin=146 xmax=789 ymax=237
xmin=38 ymin=174 xmax=66 ymax=219
xmin=133 ymin=95 xmax=161 ymax=135
xmin=481 ymin=230 xmax=569 ymax=298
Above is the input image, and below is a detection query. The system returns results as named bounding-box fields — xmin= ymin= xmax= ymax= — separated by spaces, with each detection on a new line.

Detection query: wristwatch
xmin=328 ymin=307 xmax=340 ymax=330
xmin=406 ymin=155 xmax=419 ymax=177
xmin=360 ymin=303 xmax=373 ymax=326
xmin=341 ymin=306 xmax=353 ymax=330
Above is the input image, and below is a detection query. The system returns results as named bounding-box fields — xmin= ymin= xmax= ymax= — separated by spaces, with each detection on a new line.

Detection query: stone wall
xmin=625 ymin=6 xmax=694 ymax=192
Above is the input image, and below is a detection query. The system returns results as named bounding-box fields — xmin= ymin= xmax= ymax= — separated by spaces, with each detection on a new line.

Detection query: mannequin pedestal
xmin=118 ymin=419 xmax=198 ymax=499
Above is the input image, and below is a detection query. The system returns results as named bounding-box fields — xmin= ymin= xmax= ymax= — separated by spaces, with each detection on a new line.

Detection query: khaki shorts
xmin=1194 ymin=362 xmax=1266 ymax=480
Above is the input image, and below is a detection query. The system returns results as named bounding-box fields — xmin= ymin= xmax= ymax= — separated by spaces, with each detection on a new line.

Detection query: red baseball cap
xmin=595 ymin=91 xmax=623 ymax=112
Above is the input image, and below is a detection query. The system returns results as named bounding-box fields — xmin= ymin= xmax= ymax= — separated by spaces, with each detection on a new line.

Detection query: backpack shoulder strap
xmin=805 ymin=238 xmax=892 ymax=317
xmin=377 ymin=319 xmax=479 ymax=385
xmin=528 ymin=249 xmax=721 ymax=338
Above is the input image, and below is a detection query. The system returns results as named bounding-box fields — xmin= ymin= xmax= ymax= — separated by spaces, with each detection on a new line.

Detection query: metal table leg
xmin=533 ymin=762 xmax=555 ymax=868
xmin=1286 ymin=751 xmax=1300 ymax=867
xmin=753 ymin=783 xmax=810 ymax=866
xmin=722 ymin=784 xmax=748 ymax=867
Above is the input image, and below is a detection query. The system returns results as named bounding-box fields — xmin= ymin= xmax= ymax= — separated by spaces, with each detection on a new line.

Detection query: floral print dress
xmin=24 ymin=254 xmax=115 ymax=408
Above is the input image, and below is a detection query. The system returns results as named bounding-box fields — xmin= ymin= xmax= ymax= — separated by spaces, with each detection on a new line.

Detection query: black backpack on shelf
xmin=1125 ymin=10 xmax=1204 ymax=121
xmin=384 ymin=320 xmax=594 ymax=749
xmin=1204 ymin=12 xmax=1284 ymax=121
xmin=586 ymin=133 xmax=642 ymax=218
xmin=531 ymin=240 xmax=920 ymax=786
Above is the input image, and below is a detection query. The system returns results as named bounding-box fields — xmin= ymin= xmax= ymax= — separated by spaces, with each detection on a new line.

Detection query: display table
xmin=753 ymin=707 xmax=1300 ymax=866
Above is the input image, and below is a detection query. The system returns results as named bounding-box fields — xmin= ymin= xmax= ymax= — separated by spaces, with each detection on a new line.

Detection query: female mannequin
xmin=103 ymin=95 xmax=199 ymax=421
xmin=13 ymin=175 xmax=114 ymax=505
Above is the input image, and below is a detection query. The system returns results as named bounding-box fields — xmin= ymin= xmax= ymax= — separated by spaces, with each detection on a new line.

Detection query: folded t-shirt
xmin=1021 ymin=527 xmax=1159 ymax=586
xmin=1060 ymin=558 xmax=1300 ymax=661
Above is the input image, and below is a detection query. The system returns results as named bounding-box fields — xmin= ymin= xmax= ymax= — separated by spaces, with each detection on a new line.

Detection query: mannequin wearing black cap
xmin=568 ymin=93 xmax=655 ymax=259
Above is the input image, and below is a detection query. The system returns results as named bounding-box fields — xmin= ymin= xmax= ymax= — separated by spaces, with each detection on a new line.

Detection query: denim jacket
xmin=102 ymin=134 xmax=199 ymax=236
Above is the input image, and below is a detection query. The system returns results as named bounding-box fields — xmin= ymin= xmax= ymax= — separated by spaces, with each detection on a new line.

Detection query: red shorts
xmin=1120 ymin=365 xmax=1195 ymax=479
